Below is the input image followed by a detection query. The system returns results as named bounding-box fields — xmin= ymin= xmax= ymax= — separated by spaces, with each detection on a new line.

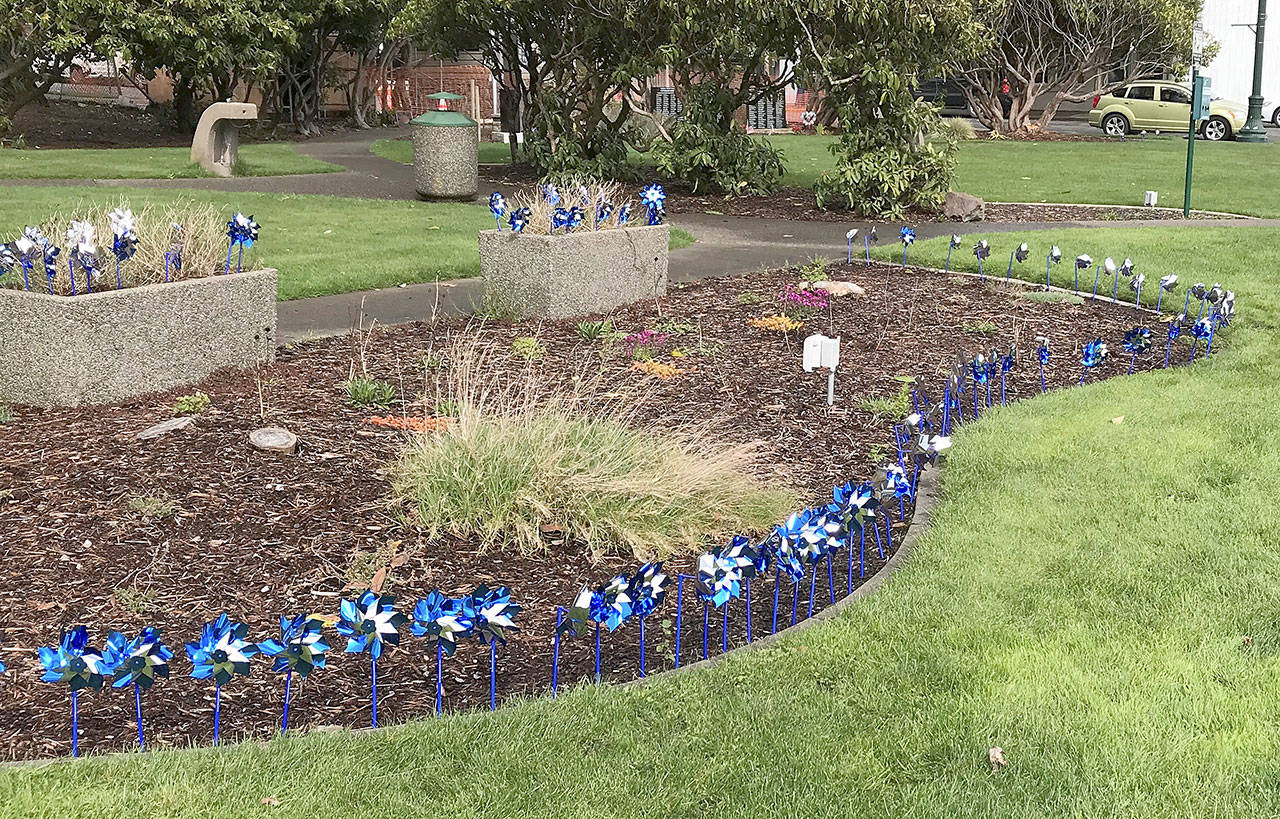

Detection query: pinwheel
xmin=596 ymin=201 xmax=614 ymax=227
xmin=39 ymin=626 xmax=108 ymax=756
xmin=1205 ymin=284 xmax=1224 ymax=318
xmin=845 ymin=228 xmax=858 ymax=264
xmin=718 ymin=536 xmax=760 ymax=640
xmin=1036 ymin=335 xmax=1050 ymax=393
xmin=900 ymin=226 xmax=915 ymax=267
xmin=0 ymin=244 xmax=17 ymax=288
xmin=914 ymin=433 xmax=951 ymax=469
xmin=996 ymin=345 xmax=1015 ymax=405
xmin=586 ymin=573 xmax=634 ymax=679
xmin=1186 ymin=281 xmax=1206 ymax=317
xmin=65 ymin=220 xmax=97 ymax=295
xmin=552 ymin=584 xmax=593 ymax=695
xmin=186 ymin=613 xmax=258 ymax=744
xmin=937 ymin=234 xmax=961 ymax=274
xmin=1156 ymin=274 xmax=1178 ymax=313
xmin=541 ymin=183 xmax=560 ymax=206
xmin=22 ymin=227 xmax=60 ymax=294
xmin=1108 ymin=257 xmax=1123 ymax=301
xmin=258 ymin=614 xmax=329 ymax=732
xmin=1074 ymin=254 xmax=1092 ymax=294
xmin=1122 ymin=327 xmax=1151 ymax=374
xmin=103 ymin=627 xmax=172 ymax=750
xmin=509 ymin=207 xmax=531 ymax=233
xmin=618 ymin=203 xmax=633 ymax=226
xmin=412 ymin=592 xmax=475 ymax=714
xmin=1189 ymin=316 xmax=1214 ymax=362
xmin=1129 ymin=272 xmax=1146 ymax=309
xmin=797 ymin=510 xmax=844 ymax=614
xmin=697 ymin=553 xmax=742 ymax=657
xmin=565 ymin=205 xmax=585 ymax=230
xmin=467 ymin=585 xmax=520 ymax=708
xmin=12 ymin=234 xmax=34 ymax=291
xmin=630 ymin=564 xmax=669 ymax=676
xmin=1079 ymin=338 xmax=1108 ymax=384
xmin=164 ymin=223 xmax=182 ymax=282
xmin=973 ymin=240 xmax=991 ymax=281
xmin=488 ymin=192 xmax=507 ymax=229
xmin=864 ymin=225 xmax=878 ymax=268
xmin=641 ymin=183 xmax=666 ymax=226
xmin=1092 ymin=257 xmax=1115 ymax=301
xmin=969 ymin=353 xmax=989 ymax=417
xmin=1044 ymin=245 xmax=1062 ymax=289
xmin=108 ymin=207 xmax=138 ymax=290
xmin=1165 ymin=313 xmax=1185 ymax=367
xmin=1007 ymin=242 xmax=1029 ymax=283
xmin=831 ymin=482 xmax=880 ymax=584
xmin=551 ymin=207 xmax=571 ymax=233
xmin=1217 ymin=291 xmax=1236 ymax=326
xmin=225 ymin=212 xmax=259 ymax=275
xmin=336 ymin=590 xmax=405 ymax=727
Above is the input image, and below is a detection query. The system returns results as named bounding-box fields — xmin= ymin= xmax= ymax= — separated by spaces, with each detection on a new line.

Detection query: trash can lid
xmin=411 ymin=91 xmax=475 ymax=127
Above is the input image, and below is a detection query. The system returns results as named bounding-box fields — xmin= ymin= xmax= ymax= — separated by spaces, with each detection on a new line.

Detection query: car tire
xmin=1102 ymin=113 xmax=1130 ymax=137
xmin=1202 ymin=116 xmax=1230 ymax=141
xmin=1272 ymin=108 xmax=1280 ymax=128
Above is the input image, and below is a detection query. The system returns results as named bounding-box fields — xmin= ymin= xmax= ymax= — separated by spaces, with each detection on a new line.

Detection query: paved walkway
xmin=3 ymin=127 xmax=1273 ymax=340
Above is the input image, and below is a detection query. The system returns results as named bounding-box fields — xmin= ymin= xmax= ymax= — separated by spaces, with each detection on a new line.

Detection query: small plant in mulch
xmin=434 ymin=398 xmax=460 ymax=417
xmin=344 ymin=375 xmax=395 ymax=408
xmin=652 ymin=319 xmax=695 ymax=335
xmin=736 ymin=291 xmax=763 ymax=305
xmin=111 ymin=585 xmax=159 ymax=614
xmin=861 ymin=378 xmax=914 ymax=419
xmin=364 ymin=415 xmax=449 ymax=433
xmin=127 ymin=494 xmax=176 ymax=520
xmin=418 ymin=351 xmax=448 ymax=370
xmin=630 ymin=360 xmax=693 ymax=380
xmin=511 ymin=336 xmax=546 ymax=361
xmin=749 ymin=314 xmax=803 ymax=333
xmin=963 ymin=320 xmax=998 ymax=335
xmin=778 ymin=284 xmax=829 ymax=320
xmin=622 ymin=329 xmax=672 ymax=360
xmin=0 ymin=405 xmax=13 ymax=424
xmin=798 ymin=257 xmax=830 ymax=284
xmin=173 ymin=391 xmax=210 ymax=415
xmin=575 ymin=320 xmax=617 ymax=342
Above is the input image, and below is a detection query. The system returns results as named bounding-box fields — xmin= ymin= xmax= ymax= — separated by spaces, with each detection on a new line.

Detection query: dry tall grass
xmin=391 ymin=339 xmax=795 ymax=559
xmin=508 ymin=178 xmax=639 ymax=236
xmin=0 ymin=200 xmax=246 ymax=295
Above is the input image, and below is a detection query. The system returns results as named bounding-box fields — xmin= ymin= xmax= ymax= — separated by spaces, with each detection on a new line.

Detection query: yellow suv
xmin=1088 ymin=81 xmax=1247 ymax=141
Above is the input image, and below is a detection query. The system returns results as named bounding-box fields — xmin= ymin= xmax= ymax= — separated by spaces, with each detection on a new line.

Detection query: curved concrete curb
xmin=986 ymin=200 xmax=1257 ymax=220
xmin=626 ymin=465 xmax=941 ymax=686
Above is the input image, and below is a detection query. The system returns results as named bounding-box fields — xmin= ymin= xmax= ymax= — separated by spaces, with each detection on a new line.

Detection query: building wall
xmin=1201 ymin=0 xmax=1280 ymax=108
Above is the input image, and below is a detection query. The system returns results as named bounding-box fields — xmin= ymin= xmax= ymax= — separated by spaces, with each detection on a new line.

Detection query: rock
xmin=813 ymin=281 xmax=867 ymax=298
xmin=250 ymin=426 xmax=298 ymax=454
xmin=137 ymin=416 xmax=193 ymax=440
xmin=943 ymin=191 xmax=985 ymax=222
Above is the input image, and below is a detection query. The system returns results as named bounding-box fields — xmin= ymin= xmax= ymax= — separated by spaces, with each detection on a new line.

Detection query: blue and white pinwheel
xmin=186 ymin=613 xmax=258 ymax=685
xmin=0 ymin=244 xmax=17 ymax=284
xmin=1123 ymin=327 xmax=1152 ymax=355
xmin=973 ymin=240 xmax=990 ymax=261
xmin=588 ymin=574 xmax=634 ymax=632
xmin=899 ymin=226 xmax=915 ymax=247
xmin=225 ymin=212 xmax=259 ymax=275
xmin=551 ymin=207 xmax=571 ymax=233
xmin=641 ymin=184 xmax=666 ymax=225
xmin=489 ymin=192 xmax=507 ymax=228
xmin=65 ymin=220 xmax=98 ymax=293
xmin=411 ymin=591 xmax=476 ymax=656
xmin=509 ymin=207 xmax=531 ymax=233
xmin=106 ymin=627 xmax=171 ymax=690
xmin=1081 ymin=338 xmax=1108 ymax=369
xmin=336 ymin=591 xmax=405 ymax=660
xmin=631 ymin=564 xmax=671 ymax=618
xmin=258 ymin=614 xmax=329 ymax=677
xmin=40 ymin=626 xmax=108 ymax=756
xmin=596 ymin=201 xmax=615 ymax=225
xmin=557 ymin=584 xmax=594 ymax=637
xmin=108 ymin=207 xmax=138 ymax=289
xmin=471 ymin=585 xmax=521 ymax=645
xmin=617 ymin=203 xmax=633 ymax=226
xmin=718 ymin=535 xmax=760 ymax=580
xmin=541 ymin=183 xmax=560 ymax=206
xmin=878 ymin=464 xmax=913 ymax=502
xmin=1191 ymin=317 xmax=1214 ymax=341
xmin=697 ymin=553 xmax=742 ymax=608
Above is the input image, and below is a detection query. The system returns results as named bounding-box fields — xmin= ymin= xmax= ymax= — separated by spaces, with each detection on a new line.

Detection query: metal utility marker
xmin=803 ymin=333 xmax=841 ymax=406
xmin=1239 ymin=0 xmax=1270 ymax=142
xmin=1185 ymin=25 xmax=1211 ymax=217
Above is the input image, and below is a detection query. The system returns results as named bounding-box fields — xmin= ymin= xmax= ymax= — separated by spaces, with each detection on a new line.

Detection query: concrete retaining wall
xmin=0 ymin=269 xmax=277 ymax=407
xmin=479 ymin=225 xmax=669 ymax=319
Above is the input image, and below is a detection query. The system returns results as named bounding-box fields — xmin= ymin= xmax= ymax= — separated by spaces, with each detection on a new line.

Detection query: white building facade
xmin=1201 ymin=0 xmax=1280 ymax=122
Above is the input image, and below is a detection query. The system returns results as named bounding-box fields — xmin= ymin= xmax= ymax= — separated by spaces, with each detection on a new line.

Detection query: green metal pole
xmin=1239 ymin=0 xmax=1269 ymax=142
xmin=1185 ymin=65 xmax=1198 ymax=217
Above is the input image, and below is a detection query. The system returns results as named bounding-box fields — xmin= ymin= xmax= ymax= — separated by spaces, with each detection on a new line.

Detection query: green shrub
xmin=649 ymin=90 xmax=785 ymax=196
xmin=391 ymin=365 xmax=794 ymax=558
xmin=933 ymin=116 xmax=976 ymax=141
xmin=861 ymin=379 xmax=914 ymax=418
xmin=173 ymin=392 xmax=210 ymax=415
xmin=512 ymin=337 xmax=546 ymax=360
xmin=576 ymin=320 xmax=616 ymax=341
xmin=344 ymin=376 xmax=395 ymax=408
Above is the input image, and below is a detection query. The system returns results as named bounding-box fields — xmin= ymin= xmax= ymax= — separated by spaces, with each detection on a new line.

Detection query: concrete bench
xmin=190 ymin=102 xmax=258 ymax=177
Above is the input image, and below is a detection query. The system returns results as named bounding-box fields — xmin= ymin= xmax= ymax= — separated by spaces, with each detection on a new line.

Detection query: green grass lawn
xmin=0 ymin=144 xmax=342 ymax=179
xmin=371 ymin=138 xmax=513 ymax=165
xmin=0 ymin=186 xmax=693 ymax=300
xmin=3 ymin=223 xmax=1278 ymax=817
xmin=767 ymin=134 xmax=1280 ymax=217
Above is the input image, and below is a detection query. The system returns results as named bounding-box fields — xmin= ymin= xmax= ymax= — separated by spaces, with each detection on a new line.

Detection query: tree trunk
xmin=173 ymin=76 xmax=198 ymax=132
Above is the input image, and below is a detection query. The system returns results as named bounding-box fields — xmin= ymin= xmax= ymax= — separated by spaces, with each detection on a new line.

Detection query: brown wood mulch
xmin=0 ymin=262 xmax=1197 ymax=760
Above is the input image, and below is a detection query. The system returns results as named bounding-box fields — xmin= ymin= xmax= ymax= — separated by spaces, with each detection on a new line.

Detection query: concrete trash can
xmin=411 ymin=92 xmax=479 ymax=200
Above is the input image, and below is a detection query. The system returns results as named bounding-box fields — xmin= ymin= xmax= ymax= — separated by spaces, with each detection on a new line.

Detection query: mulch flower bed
xmin=0 ymin=262 xmax=1197 ymax=760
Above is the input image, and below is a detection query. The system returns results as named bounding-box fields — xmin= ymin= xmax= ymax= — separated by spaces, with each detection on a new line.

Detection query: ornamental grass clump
xmin=391 ymin=343 xmax=794 ymax=559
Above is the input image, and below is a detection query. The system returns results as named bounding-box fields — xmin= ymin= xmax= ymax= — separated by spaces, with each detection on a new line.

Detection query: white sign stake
xmin=802 ymin=333 xmax=841 ymax=406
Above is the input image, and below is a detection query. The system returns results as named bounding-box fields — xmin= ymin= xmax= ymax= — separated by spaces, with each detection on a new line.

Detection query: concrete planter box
xmin=0 ymin=269 xmax=277 ymax=407
xmin=479 ymin=225 xmax=669 ymax=319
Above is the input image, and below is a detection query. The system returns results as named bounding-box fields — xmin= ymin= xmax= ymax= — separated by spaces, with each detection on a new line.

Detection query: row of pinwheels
xmin=0 ymin=208 xmax=258 ymax=295
xmin=26 ymin=584 xmax=518 ymax=756
xmin=550 ymin=462 xmax=933 ymax=688
xmin=488 ymin=183 xmax=666 ymax=234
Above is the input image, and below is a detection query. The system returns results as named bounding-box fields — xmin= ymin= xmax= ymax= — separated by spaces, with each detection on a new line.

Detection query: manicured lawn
xmin=0 ymin=144 xmax=341 ymax=179
xmin=2 ymin=223 xmax=1277 ymax=817
xmin=371 ymin=137 xmax=513 ymax=165
xmin=768 ymin=134 xmax=1280 ymax=217
xmin=0 ymin=186 xmax=693 ymax=300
